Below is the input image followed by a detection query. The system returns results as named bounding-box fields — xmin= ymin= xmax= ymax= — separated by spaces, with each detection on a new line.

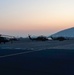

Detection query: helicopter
xmin=0 ymin=34 xmax=18 ymax=44
xmin=28 ymin=35 xmax=48 ymax=41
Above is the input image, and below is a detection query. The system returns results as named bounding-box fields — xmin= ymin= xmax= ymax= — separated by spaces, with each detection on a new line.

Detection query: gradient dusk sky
xmin=0 ymin=0 xmax=74 ymax=37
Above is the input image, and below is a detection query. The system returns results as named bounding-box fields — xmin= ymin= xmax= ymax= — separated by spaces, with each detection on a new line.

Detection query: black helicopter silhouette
xmin=0 ymin=36 xmax=9 ymax=43
xmin=50 ymin=36 xmax=66 ymax=41
xmin=28 ymin=35 xmax=48 ymax=41
xmin=0 ymin=35 xmax=18 ymax=44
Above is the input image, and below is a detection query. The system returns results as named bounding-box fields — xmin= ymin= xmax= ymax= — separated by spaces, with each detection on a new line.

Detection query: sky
xmin=0 ymin=0 xmax=74 ymax=37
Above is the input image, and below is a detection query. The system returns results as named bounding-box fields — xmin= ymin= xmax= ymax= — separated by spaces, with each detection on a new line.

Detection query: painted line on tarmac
xmin=0 ymin=49 xmax=45 ymax=58
xmin=0 ymin=48 xmax=58 ymax=58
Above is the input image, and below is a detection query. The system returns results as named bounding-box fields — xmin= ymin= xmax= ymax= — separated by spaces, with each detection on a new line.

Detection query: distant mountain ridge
xmin=50 ymin=27 xmax=74 ymax=38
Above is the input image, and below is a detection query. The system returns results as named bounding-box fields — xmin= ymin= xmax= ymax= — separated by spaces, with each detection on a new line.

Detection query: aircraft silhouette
xmin=0 ymin=36 xmax=9 ymax=43
xmin=28 ymin=35 xmax=48 ymax=41
xmin=0 ymin=34 xmax=18 ymax=44
xmin=50 ymin=36 xmax=66 ymax=41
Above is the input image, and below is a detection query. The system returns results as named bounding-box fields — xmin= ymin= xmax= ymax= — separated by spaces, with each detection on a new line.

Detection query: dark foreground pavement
xmin=0 ymin=49 xmax=74 ymax=75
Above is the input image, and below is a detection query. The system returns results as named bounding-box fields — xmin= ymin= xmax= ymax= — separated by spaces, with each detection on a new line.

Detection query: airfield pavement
xmin=0 ymin=40 xmax=74 ymax=75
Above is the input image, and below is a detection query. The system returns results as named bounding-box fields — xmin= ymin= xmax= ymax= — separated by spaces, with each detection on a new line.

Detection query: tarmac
xmin=0 ymin=48 xmax=74 ymax=75
xmin=0 ymin=40 xmax=74 ymax=75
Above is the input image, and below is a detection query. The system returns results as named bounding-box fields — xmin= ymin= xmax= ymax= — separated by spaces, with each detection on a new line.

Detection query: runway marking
xmin=0 ymin=48 xmax=73 ymax=58
xmin=0 ymin=49 xmax=45 ymax=58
